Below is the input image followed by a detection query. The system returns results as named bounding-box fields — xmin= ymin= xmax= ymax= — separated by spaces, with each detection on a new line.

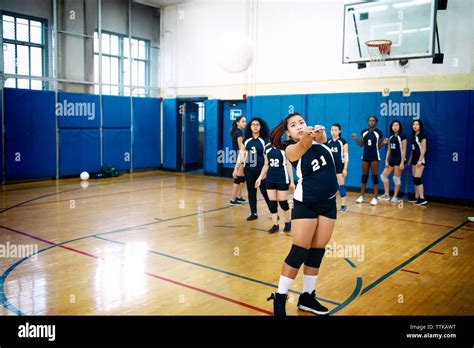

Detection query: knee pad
xmin=279 ymin=200 xmax=289 ymax=211
xmin=361 ymin=174 xmax=369 ymax=184
xmin=339 ymin=185 xmax=347 ymax=198
xmin=413 ymin=177 xmax=422 ymax=186
xmin=372 ymin=175 xmax=379 ymax=185
xmin=380 ymin=173 xmax=388 ymax=183
xmin=269 ymin=200 xmax=278 ymax=214
xmin=304 ymin=248 xmax=326 ymax=268
xmin=284 ymin=245 xmax=309 ymax=269
xmin=393 ymin=176 xmax=401 ymax=186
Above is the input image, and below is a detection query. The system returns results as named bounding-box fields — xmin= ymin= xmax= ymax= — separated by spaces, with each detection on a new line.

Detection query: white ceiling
xmin=132 ymin=0 xmax=185 ymax=8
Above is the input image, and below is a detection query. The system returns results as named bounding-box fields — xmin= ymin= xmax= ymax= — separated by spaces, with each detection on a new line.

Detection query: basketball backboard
xmin=343 ymin=0 xmax=438 ymax=64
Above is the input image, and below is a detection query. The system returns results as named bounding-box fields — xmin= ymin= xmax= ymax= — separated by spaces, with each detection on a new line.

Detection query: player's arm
xmin=286 ymin=159 xmax=295 ymax=190
xmin=285 ymin=127 xmax=315 ymax=162
xmin=311 ymin=126 xmax=327 ymax=144
xmin=255 ymin=155 xmax=268 ymax=188
xmin=400 ymin=139 xmax=407 ymax=170
xmin=418 ymin=139 xmax=427 ymax=166
xmin=351 ymin=133 xmax=364 ymax=147
xmin=385 ymin=143 xmax=391 ymax=165
xmin=343 ymin=143 xmax=349 ymax=174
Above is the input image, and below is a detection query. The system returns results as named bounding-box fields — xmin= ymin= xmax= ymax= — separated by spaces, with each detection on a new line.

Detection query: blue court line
xmin=344 ymin=258 xmax=357 ymax=268
xmin=92 ymin=235 xmax=343 ymax=306
xmin=361 ymin=220 xmax=469 ymax=296
xmin=329 ymin=277 xmax=363 ymax=315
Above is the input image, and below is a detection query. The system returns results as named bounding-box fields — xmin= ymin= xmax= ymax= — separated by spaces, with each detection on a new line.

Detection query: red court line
xmin=401 ymin=269 xmax=420 ymax=275
xmin=0 ymin=225 xmax=271 ymax=315
xmin=449 ymin=236 xmax=464 ymax=240
xmin=174 ymin=186 xmax=233 ymax=197
xmin=346 ymin=210 xmax=455 ymax=229
xmin=427 ymin=250 xmax=445 ymax=255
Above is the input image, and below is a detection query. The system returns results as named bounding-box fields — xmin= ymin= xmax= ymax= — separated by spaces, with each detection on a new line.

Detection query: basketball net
xmin=365 ymin=40 xmax=392 ymax=67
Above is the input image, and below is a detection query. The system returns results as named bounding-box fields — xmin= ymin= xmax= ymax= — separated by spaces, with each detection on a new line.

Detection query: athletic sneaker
xmin=267 ymin=292 xmax=287 ymax=317
xmin=268 ymin=224 xmax=279 ymax=233
xmin=236 ymin=197 xmax=246 ymax=203
xmin=297 ymin=290 xmax=329 ymax=315
xmin=370 ymin=197 xmax=378 ymax=206
xmin=408 ymin=197 xmax=418 ymax=203
xmin=229 ymin=199 xmax=242 ymax=206
xmin=415 ymin=198 xmax=428 ymax=206
xmin=391 ymin=196 xmax=398 ymax=203
xmin=355 ymin=195 xmax=365 ymax=204
xmin=283 ymin=222 xmax=291 ymax=232
xmin=378 ymin=194 xmax=390 ymax=201
xmin=246 ymin=213 xmax=258 ymax=221
xmin=340 ymin=205 xmax=347 ymax=213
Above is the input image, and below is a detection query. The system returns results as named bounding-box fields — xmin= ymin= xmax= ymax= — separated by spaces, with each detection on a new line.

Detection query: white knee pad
xmin=393 ymin=176 xmax=401 ymax=185
xmin=380 ymin=173 xmax=388 ymax=183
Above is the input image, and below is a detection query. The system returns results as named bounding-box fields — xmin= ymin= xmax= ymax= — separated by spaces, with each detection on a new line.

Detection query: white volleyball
xmin=216 ymin=32 xmax=254 ymax=73
xmin=80 ymin=171 xmax=90 ymax=181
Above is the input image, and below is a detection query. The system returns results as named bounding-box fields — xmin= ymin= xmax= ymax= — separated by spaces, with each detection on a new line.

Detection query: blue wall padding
xmin=102 ymin=95 xmax=131 ymax=128
xmin=184 ymin=102 xmax=200 ymax=166
xmin=162 ymin=98 xmax=178 ymax=170
xmin=250 ymin=95 xmax=282 ymax=130
xmin=307 ymin=94 xmax=326 ymax=126
xmin=204 ymin=99 xmax=219 ymax=175
xmin=0 ymin=92 xmax=3 ymax=181
xmin=4 ymin=89 xmax=56 ymax=179
xmin=57 ymin=92 xmax=100 ymax=129
xmin=133 ymin=97 xmax=161 ymax=169
xmin=466 ymin=91 xmax=474 ymax=201
xmin=59 ymin=129 xmax=100 ymax=176
xmin=280 ymin=94 xmax=306 ymax=118
xmin=103 ymin=129 xmax=131 ymax=171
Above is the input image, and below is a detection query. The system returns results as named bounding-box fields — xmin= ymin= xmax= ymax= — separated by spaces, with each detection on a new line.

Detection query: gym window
xmin=2 ymin=12 xmax=48 ymax=90
xmin=93 ymin=31 xmax=149 ymax=97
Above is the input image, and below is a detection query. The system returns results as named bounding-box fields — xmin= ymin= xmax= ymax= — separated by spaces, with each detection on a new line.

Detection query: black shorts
xmin=335 ymin=163 xmax=344 ymax=174
xmin=266 ymin=182 xmax=289 ymax=191
xmin=291 ymin=197 xmax=337 ymax=220
xmin=388 ymin=158 xmax=402 ymax=167
xmin=362 ymin=159 xmax=379 ymax=164
xmin=410 ymin=155 xmax=426 ymax=166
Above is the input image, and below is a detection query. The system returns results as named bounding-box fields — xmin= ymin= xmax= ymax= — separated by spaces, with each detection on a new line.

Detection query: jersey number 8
xmin=311 ymin=156 xmax=327 ymax=172
xmin=269 ymin=158 xmax=280 ymax=167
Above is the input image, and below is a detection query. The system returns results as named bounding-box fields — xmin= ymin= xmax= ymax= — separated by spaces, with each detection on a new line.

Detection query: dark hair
xmin=411 ymin=119 xmax=424 ymax=137
xmin=368 ymin=115 xmax=378 ymax=124
xmin=244 ymin=117 xmax=269 ymax=141
xmin=271 ymin=112 xmax=304 ymax=150
xmin=389 ymin=120 xmax=403 ymax=136
xmin=229 ymin=115 xmax=246 ymax=137
xmin=331 ymin=123 xmax=342 ymax=135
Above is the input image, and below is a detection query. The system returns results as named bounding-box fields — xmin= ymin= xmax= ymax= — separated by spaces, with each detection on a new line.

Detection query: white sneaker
xmin=378 ymin=194 xmax=390 ymax=201
xmin=355 ymin=195 xmax=365 ymax=204
xmin=370 ymin=197 xmax=378 ymax=206
xmin=391 ymin=196 xmax=398 ymax=203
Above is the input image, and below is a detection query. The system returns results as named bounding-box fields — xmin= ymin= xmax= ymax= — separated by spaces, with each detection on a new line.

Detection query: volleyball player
xmin=351 ymin=116 xmax=387 ymax=206
xmin=408 ymin=119 xmax=428 ymax=205
xmin=267 ymin=113 xmax=338 ymax=316
xmin=243 ymin=118 xmax=272 ymax=221
xmin=327 ymin=123 xmax=349 ymax=212
xmin=230 ymin=116 xmax=247 ymax=205
xmin=255 ymin=131 xmax=295 ymax=233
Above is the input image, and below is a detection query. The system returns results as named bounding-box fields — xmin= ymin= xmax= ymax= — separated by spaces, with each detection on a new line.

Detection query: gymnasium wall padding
xmin=467 ymin=91 xmax=474 ymax=201
xmin=250 ymin=95 xmax=282 ymax=131
xmin=103 ymin=128 xmax=131 ymax=171
xmin=57 ymin=92 xmax=100 ymax=129
xmin=204 ymin=99 xmax=219 ymax=175
xmin=163 ymin=98 xmax=178 ymax=170
xmin=133 ymin=97 xmax=161 ymax=169
xmin=0 ymin=91 xmax=3 ymax=182
xmin=59 ymin=129 xmax=101 ymax=176
xmin=4 ymin=89 xmax=56 ymax=179
xmin=102 ymin=95 xmax=132 ymax=128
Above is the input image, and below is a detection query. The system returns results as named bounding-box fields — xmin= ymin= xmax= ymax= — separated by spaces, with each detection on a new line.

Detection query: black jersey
xmin=326 ymin=137 xmax=348 ymax=164
xmin=411 ymin=132 xmax=426 ymax=165
xmin=361 ymin=128 xmax=383 ymax=161
xmin=243 ymin=136 xmax=267 ymax=172
xmin=232 ymin=128 xmax=244 ymax=153
xmin=265 ymin=144 xmax=289 ymax=184
xmin=389 ymin=133 xmax=406 ymax=161
xmin=291 ymin=142 xmax=338 ymax=203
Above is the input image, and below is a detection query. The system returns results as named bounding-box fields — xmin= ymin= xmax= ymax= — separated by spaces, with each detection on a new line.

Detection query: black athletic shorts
xmin=388 ymin=158 xmax=402 ymax=167
xmin=362 ymin=159 xmax=379 ymax=164
xmin=335 ymin=163 xmax=344 ymax=174
xmin=291 ymin=197 xmax=337 ymax=220
xmin=266 ymin=181 xmax=289 ymax=191
xmin=410 ymin=155 xmax=426 ymax=166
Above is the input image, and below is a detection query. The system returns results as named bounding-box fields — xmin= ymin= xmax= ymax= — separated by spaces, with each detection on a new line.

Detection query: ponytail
xmin=229 ymin=116 xmax=245 ymax=137
xmin=271 ymin=112 xmax=302 ymax=150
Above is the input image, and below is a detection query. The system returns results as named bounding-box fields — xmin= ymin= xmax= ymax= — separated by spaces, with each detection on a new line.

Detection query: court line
xmin=328 ymin=277 xmax=363 ymax=315
xmin=344 ymin=258 xmax=357 ymax=268
xmin=92 ymin=235 xmax=342 ymax=306
xmin=401 ymin=269 xmax=420 ymax=275
xmin=360 ymin=220 xmax=469 ymax=296
xmin=0 ymin=227 xmax=272 ymax=316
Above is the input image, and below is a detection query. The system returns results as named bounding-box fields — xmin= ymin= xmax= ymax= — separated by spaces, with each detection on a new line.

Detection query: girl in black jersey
xmin=378 ymin=120 xmax=407 ymax=203
xmin=351 ymin=116 xmax=388 ymax=206
xmin=408 ymin=120 xmax=428 ymax=205
xmin=255 ymin=129 xmax=295 ymax=233
xmin=230 ymin=116 xmax=247 ymax=205
xmin=327 ymin=124 xmax=349 ymax=212
xmin=242 ymin=118 xmax=272 ymax=221
xmin=267 ymin=113 xmax=338 ymax=316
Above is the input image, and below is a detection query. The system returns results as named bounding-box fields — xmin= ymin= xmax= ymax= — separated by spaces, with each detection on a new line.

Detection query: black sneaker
xmin=408 ymin=197 xmax=418 ymax=203
xmin=267 ymin=292 xmax=287 ymax=316
xmin=297 ymin=290 xmax=329 ymax=315
xmin=268 ymin=224 xmax=279 ymax=233
xmin=246 ymin=213 xmax=258 ymax=221
xmin=236 ymin=197 xmax=246 ymax=203
xmin=229 ymin=199 xmax=242 ymax=206
xmin=340 ymin=205 xmax=347 ymax=213
xmin=415 ymin=198 xmax=428 ymax=205
xmin=283 ymin=222 xmax=291 ymax=232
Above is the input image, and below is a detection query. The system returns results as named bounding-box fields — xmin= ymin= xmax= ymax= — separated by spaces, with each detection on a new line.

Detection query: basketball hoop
xmin=365 ymin=39 xmax=392 ymax=66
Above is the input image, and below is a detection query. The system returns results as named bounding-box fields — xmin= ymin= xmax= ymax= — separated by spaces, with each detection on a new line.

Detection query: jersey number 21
xmin=311 ymin=156 xmax=327 ymax=171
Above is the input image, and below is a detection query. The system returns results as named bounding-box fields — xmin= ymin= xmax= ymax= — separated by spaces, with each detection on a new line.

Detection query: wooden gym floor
xmin=0 ymin=170 xmax=472 ymax=316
